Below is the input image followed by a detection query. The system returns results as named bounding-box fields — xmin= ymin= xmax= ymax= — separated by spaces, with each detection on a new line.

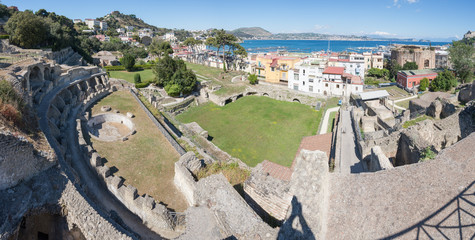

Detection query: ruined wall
xmin=278 ymin=150 xmax=330 ymax=239
xmin=130 ymin=89 xmax=186 ymax=156
xmin=193 ymin=174 xmax=278 ymax=239
xmin=391 ymin=47 xmax=435 ymax=69
xmin=0 ymin=131 xmax=56 ymax=190
xmin=367 ymin=146 xmax=394 ymax=172
xmin=327 ymin=132 xmax=475 ymax=239
xmin=76 ymin=118 xmax=175 ymax=234
xmin=243 ymin=163 xmax=292 ymax=221
xmin=174 ymin=152 xmax=199 ymax=206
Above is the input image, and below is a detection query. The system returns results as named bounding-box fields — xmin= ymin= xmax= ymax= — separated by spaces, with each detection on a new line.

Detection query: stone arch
xmin=293 ymin=98 xmax=301 ymax=103
xmin=424 ymin=59 xmax=430 ymax=68
xmin=246 ymin=92 xmax=257 ymax=96
xmin=224 ymin=98 xmax=233 ymax=105
xmin=29 ymin=66 xmax=43 ymax=91
xmin=324 ymin=90 xmax=328 ymax=96
xmin=262 ymin=93 xmax=269 ymax=97
xmin=236 ymin=94 xmax=243 ymax=100
xmin=44 ymin=67 xmax=52 ymax=81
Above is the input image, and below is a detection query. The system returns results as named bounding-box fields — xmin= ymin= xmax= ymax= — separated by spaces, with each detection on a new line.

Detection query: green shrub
xmin=135 ymin=82 xmax=150 ymax=88
xmin=165 ymin=84 xmax=181 ymax=96
xmin=134 ymin=73 xmax=141 ymax=84
xmin=419 ymin=77 xmax=429 ymax=91
xmin=104 ymin=65 xmax=126 ymax=71
xmin=420 ymin=147 xmax=436 ymax=161
xmin=0 ymin=35 xmax=9 ymax=39
xmin=120 ymin=54 xmax=135 ymax=72
xmin=248 ymin=74 xmax=258 ymax=85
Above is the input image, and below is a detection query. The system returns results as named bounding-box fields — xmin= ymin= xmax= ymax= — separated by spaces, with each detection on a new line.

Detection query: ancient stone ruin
xmin=1 ymin=48 xmax=474 ymax=240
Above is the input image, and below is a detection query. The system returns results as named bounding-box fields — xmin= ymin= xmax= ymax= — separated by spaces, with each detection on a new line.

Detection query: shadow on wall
xmin=384 ymin=180 xmax=475 ymax=239
xmin=278 ymin=196 xmax=315 ymax=240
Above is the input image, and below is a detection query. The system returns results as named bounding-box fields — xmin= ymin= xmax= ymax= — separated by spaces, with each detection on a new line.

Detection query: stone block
xmin=97 ymin=165 xmax=111 ymax=179
xmin=90 ymin=152 xmax=103 ymax=167
xmin=124 ymin=185 xmax=138 ymax=202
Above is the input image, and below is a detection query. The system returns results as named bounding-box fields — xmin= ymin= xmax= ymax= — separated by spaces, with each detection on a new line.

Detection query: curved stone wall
xmin=87 ymin=113 xmax=136 ymax=142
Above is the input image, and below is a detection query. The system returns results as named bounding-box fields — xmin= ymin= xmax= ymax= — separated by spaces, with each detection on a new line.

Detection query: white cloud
xmin=314 ymin=24 xmax=329 ymax=30
xmin=389 ymin=0 xmax=418 ymax=8
xmin=371 ymin=31 xmax=397 ymax=36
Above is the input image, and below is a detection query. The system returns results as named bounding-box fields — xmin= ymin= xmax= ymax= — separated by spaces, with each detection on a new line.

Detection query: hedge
xmin=104 ymin=64 xmax=155 ymax=72
xmin=135 ymin=82 xmax=150 ymax=88
xmin=0 ymin=35 xmax=9 ymax=39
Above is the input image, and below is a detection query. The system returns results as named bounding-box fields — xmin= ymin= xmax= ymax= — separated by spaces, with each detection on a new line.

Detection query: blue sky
xmin=2 ymin=0 xmax=474 ymax=40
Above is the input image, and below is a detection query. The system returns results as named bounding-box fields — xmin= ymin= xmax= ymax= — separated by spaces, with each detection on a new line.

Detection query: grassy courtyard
xmin=90 ymin=91 xmax=187 ymax=211
xmin=176 ymin=96 xmax=321 ymax=167
xmin=108 ymin=69 xmax=155 ymax=84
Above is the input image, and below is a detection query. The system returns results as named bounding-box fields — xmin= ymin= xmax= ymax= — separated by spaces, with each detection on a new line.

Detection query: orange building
xmin=256 ymin=55 xmax=301 ymax=84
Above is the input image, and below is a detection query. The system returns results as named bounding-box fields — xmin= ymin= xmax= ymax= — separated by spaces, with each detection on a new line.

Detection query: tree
xmin=5 ymin=11 xmax=49 ymax=49
xmin=402 ymin=61 xmax=418 ymax=70
xmin=419 ymin=77 xmax=429 ymax=91
xmin=149 ymin=39 xmax=173 ymax=58
xmin=207 ymin=29 xmax=238 ymax=71
xmin=134 ymin=73 xmax=141 ymax=84
xmin=430 ymin=70 xmax=457 ymax=92
xmin=120 ymin=54 xmax=135 ymax=72
xmin=248 ymin=74 xmax=258 ymax=85
xmin=152 ymin=56 xmax=197 ymax=96
xmin=388 ymin=59 xmax=402 ymax=81
xmin=449 ymin=40 xmax=475 ymax=83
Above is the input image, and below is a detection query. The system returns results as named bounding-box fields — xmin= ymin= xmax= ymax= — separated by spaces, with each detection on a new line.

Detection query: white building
xmin=328 ymin=53 xmax=366 ymax=80
xmin=125 ymin=26 xmax=134 ymax=31
xmin=73 ymin=19 xmax=82 ymax=24
xmin=84 ymin=19 xmax=107 ymax=30
xmin=363 ymin=52 xmax=384 ymax=70
xmin=116 ymin=28 xmax=126 ymax=34
xmin=165 ymin=32 xmax=177 ymax=42
xmin=288 ymin=65 xmax=363 ymax=97
xmin=99 ymin=21 xmax=108 ymax=31
xmin=84 ymin=19 xmax=99 ymax=29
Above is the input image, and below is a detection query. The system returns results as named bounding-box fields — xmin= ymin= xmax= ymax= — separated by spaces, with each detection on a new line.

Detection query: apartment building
xmin=255 ymin=55 xmax=300 ymax=84
xmin=328 ymin=53 xmax=366 ymax=80
xmin=363 ymin=52 xmax=384 ymax=70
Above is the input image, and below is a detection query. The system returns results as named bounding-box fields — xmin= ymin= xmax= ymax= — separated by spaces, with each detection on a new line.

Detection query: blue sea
xmin=240 ymin=40 xmax=451 ymax=53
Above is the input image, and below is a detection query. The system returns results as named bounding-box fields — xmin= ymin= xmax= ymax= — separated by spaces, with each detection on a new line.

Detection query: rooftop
xmin=359 ymin=90 xmax=389 ymax=101
xmin=399 ymin=69 xmax=437 ymax=76
xmin=323 ymin=66 xmax=345 ymax=75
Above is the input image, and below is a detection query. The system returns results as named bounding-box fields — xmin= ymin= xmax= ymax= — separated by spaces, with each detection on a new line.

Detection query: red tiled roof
xmin=270 ymin=59 xmax=279 ymax=67
xmin=261 ymin=160 xmax=292 ymax=181
xmin=293 ymin=133 xmax=333 ymax=165
xmin=323 ymin=66 xmax=345 ymax=75
xmin=343 ymin=73 xmax=363 ymax=85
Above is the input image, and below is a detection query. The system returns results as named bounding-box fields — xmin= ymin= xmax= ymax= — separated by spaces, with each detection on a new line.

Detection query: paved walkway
xmin=336 ymin=110 xmax=365 ymax=174
xmin=319 ymin=107 xmax=340 ymax=135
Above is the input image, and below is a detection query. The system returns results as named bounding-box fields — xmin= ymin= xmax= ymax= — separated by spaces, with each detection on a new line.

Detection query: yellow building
xmin=256 ymin=55 xmax=300 ymax=84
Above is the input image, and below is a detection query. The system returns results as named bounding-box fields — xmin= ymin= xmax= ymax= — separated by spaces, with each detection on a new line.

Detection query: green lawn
xmin=176 ymin=96 xmax=321 ymax=167
xmin=396 ymin=99 xmax=411 ymax=109
xmin=403 ymin=115 xmax=433 ymax=128
xmin=185 ymin=62 xmax=243 ymax=83
xmin=108 ymin=69 xmax=155 ymax=84
xmin=327 ymin=111 xmax=337 ymax=133
xmin=90 ymin=91 xmax=187 ymax=211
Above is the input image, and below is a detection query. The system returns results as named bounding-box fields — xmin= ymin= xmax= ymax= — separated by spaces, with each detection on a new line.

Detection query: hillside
xmin=230 ymin=27 xmax=272 ymax=39
xmin=101 ymin=11 xmax=169 ymax=35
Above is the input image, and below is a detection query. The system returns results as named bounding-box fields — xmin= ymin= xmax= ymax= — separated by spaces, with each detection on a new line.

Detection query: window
xmin=282 ymin=72 xmax=286 ymax=79
xmin=309 ymin=86 xmax=313 ymax=92
xmin=325 ymin=83 xmax=328 ymax=87
xmin=294 ymin=74 xmax=299 ymax=80
xmin=271 ymin=67 xmax=275 ymax=71
xmin=303 ymin=81 xmax=305 ymax=86
xmin=356 ymin=87 xmax=358 ymax=91
xmin=309 ymin=78 xmax=314 ymax=83
xmin=293 ymin=84 xmax=298 ymax=90
xmin=337 ymin=84 xmax=340 ymax=88
xmin=303 ymin=69 xmax=306 ymax=75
